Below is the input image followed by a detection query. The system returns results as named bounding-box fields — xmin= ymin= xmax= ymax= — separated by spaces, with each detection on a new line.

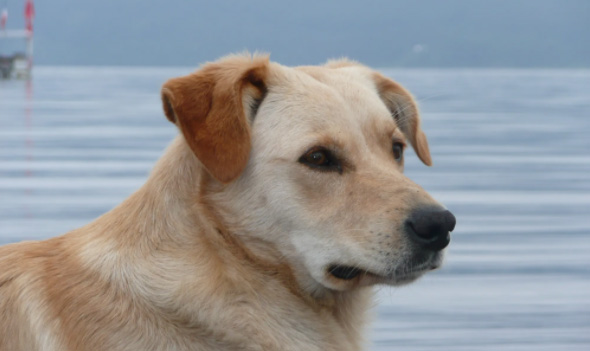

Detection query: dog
xmin=0 ymin=54 xmax=455 ymax=351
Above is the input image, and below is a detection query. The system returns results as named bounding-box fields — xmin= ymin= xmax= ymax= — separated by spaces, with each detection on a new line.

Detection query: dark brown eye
xmin=306 ymin=151 xmax=327 ymax=165
xmin=299 ymin=148 xmax=342 ymax=173
xmin=393 ymin=142 xmax=404 ymax=161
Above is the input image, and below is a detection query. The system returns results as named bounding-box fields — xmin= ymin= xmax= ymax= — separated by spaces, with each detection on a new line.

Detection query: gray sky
xmin=1 ymin=0 xmax=589 ymax=67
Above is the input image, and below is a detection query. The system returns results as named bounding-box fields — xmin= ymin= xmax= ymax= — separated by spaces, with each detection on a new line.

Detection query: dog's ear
xmin=373 ymin=73 xmax=432 ymax=166
xmin=161 ymin=55 xmax=269 ymax=183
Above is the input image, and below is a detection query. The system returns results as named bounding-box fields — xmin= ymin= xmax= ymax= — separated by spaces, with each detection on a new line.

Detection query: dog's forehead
xmin=253 ymin=64 xmax=402 ymax=156
xmin=263 ymin=64 xmax=396 ymax=129
xmin=294 ymin=65 xmax=381 ymax=103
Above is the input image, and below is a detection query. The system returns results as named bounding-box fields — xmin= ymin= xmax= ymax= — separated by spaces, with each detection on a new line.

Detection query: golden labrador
xmin=0 ymin=54 xmax=455 ymax=351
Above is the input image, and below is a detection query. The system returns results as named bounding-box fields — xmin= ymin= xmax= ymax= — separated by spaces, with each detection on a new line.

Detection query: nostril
xmin=444 ymin=210 xmax=457 ymax=232
xmin=407 ymin=219 xmax=441 ymax=240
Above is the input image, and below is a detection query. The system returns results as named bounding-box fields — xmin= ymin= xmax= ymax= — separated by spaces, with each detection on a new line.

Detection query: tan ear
xmin=161 ymin=55 xmax=269 ymax=183
xmin=373 ymin=73 xmax=432 ymax=166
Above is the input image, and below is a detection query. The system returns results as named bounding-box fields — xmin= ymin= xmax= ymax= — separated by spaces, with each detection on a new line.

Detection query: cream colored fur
xmin=0 ymin=54 xmax=447 ymax=351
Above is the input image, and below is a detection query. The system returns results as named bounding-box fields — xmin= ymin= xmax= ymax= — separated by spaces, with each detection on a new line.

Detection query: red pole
xmin=25 ymin=0 xmax=35 ymax=34
xmin=24 ymin=0 xmax=35 ymax=73
xmin=0 ymin=9 xmax=7 ymax=30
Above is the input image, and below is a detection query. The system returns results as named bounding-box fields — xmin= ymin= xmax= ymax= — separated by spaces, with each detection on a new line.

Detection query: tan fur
xmin=0 ymin=54 xmax=447 ymax=350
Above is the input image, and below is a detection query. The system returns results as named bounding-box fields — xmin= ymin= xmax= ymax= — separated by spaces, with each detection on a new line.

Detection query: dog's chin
xmin=321 ymin=251 xmax=444 ymax=290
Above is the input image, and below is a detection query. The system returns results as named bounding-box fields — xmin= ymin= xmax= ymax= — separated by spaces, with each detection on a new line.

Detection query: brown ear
xmin=161 ymin=55 xmax=269 ymax=183
xmin=373 ymin=73 xmax=432 ymax=166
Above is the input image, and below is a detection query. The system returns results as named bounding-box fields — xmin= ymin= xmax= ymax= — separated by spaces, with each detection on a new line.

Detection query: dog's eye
xmin=299 ymin=148 xmax=342 ymax=173
xmin=393 ymin=142 xmax=404 ymax=161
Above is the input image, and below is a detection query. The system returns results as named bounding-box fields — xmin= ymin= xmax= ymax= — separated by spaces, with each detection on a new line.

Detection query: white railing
xmin=0 ymin=29 xmax=32 ymax=38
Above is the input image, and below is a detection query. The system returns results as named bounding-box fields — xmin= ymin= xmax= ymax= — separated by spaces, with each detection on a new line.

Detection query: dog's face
xmin=162 ymin=56 xmax=455 ymax=293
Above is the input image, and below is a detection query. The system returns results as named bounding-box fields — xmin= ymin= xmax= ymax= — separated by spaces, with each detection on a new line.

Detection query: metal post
xmin=27 ymin=32 xmax=33 ymax=74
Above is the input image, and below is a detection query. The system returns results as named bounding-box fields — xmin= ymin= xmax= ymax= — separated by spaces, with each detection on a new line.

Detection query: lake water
xmin=1 ymin=67 xmax=589 ymax=350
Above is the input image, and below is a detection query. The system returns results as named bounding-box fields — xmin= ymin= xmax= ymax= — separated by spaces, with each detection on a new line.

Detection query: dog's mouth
xmin=327 ymin=265 xmax=386 ymax=282
xmin=327 ymin=265 xmax=364 ymax=280
xmin=327 ymin=253 xmax=443 ymax=284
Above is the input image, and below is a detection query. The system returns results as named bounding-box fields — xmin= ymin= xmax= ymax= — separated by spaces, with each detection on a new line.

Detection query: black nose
xmin=405 ymin=207 xmax=456 ymax=251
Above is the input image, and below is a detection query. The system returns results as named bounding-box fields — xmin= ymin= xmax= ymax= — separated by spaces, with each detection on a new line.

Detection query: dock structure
xmin=0 ymin=0 xmax=34 ymax=79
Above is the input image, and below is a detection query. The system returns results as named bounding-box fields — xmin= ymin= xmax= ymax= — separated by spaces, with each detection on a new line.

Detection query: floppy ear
xmin=161 ymin=55 xmax=269 ymax=183
xmin=373 ymin=73 xmax=432 ymax=166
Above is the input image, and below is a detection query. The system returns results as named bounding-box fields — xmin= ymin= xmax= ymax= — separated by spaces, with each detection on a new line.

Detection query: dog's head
xmin=161 ymin=55 xmax=455 ymax=293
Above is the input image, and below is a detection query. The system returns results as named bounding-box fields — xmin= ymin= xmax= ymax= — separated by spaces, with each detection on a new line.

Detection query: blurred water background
xmin=1 ymin=67 xmax=589 ymax=350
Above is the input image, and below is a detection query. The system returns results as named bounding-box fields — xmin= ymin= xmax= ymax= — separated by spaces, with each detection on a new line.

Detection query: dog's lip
xmin=326 ymin=264 xmax=399 ymax=284
xmin=327 ymin=264 xmax=384 ymax=281
xmin=326 ymin=259 xmax=441 ymax=284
